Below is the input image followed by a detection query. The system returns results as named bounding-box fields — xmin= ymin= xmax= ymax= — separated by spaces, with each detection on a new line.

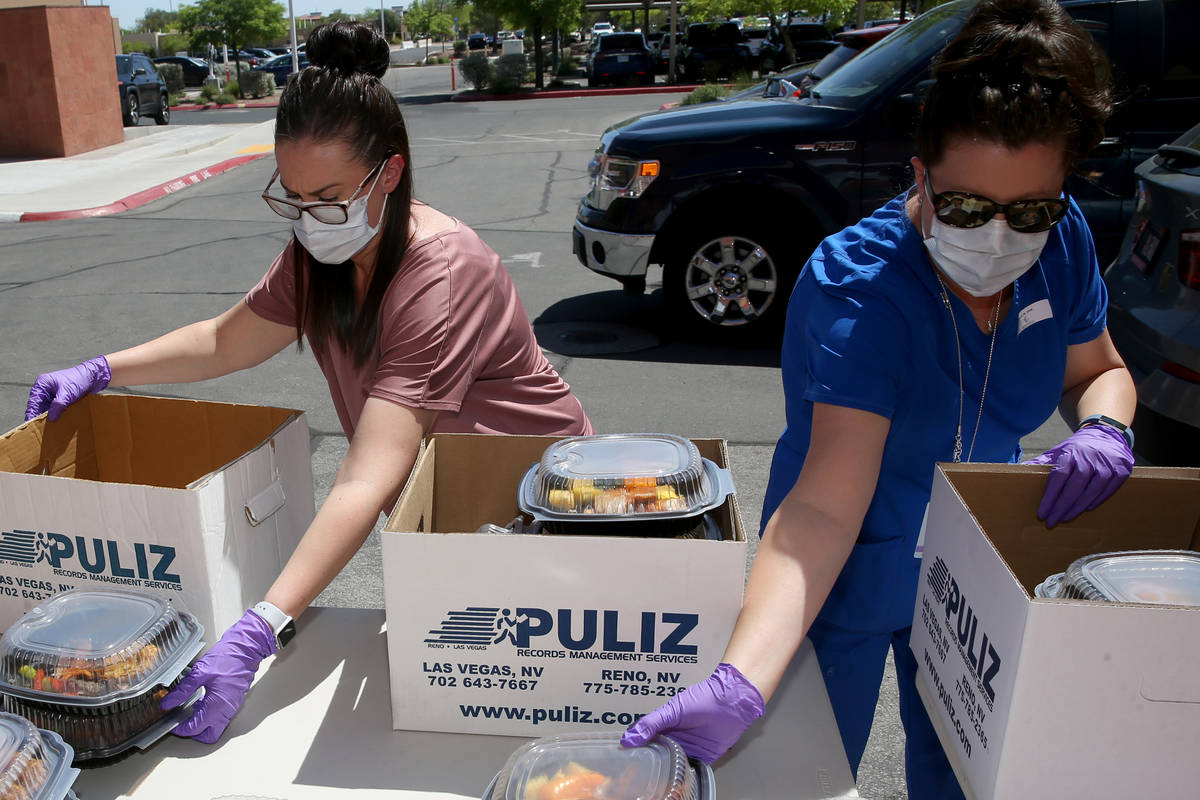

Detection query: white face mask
xmin=293 ymin=167 xmax=387 ymax=264
xmin=923 ymin=215 xmax=1048 ymax=297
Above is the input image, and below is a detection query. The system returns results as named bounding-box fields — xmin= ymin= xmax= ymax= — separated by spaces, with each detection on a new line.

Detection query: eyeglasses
xmin=924 ymin=171 xmax=1069 ymax=234
xmin=262 ymin=160 xmax=385 ymax=224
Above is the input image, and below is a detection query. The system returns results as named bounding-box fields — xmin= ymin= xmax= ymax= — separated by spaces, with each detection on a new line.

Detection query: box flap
xmin=942 ymin=464 xmax=1200 ymax=593
xmin=0 ymin=394 xmax=299 ymax=490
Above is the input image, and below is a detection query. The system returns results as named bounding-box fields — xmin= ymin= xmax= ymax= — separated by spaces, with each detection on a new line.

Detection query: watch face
xmin=277 ymin=619 xmax=297 ymax=648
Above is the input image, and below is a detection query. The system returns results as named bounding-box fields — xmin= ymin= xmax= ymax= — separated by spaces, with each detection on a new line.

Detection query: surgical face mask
xmin=292 ymin=166 xmax=387 ymax=264
xmin=921 ymin=177 xmax=1050 ymax=297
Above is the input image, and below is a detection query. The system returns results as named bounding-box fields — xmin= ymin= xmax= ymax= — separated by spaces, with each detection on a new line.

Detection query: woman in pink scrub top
xmin=24 ymin=21 xmax=592 ymax=743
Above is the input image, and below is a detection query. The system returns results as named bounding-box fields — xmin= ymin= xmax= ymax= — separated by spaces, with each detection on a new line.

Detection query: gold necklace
xmin=934 ymin=273 xmax=1002 ymax=463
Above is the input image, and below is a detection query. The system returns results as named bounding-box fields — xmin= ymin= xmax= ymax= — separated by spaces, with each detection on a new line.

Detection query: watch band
xmin=1078 ymin=414 xmax=1135 ymax=449
xmin=252 ymin=601 xmax=296 ymax=649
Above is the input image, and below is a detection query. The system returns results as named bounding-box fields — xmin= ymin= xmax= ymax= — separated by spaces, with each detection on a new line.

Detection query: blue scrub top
xmin=760 ymin=192 xmax=1108 ymax=633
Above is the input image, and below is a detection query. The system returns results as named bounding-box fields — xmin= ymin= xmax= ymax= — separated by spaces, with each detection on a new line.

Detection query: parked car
xmin=757 ymin=21 xmax=838 ymax=73
xmin=212 ymin=49 xmax=260 ymax=67
xmin=115 ymin=53 xmax=169 ymax=126
xmin=586 ymin=32 xmax=654 ymax=87
xmin=152 ymin=55 xmax=211 ymax=88
xmin=653 ymin=33 xmax=685 ymax=77
xmin=590 ymin=22 xmax=614 ymax=39
xmin=571 ymin=0 xmax=1200 ymax=343
xmin=467 ymin=32 xmax=489 ymax=50
xmin=742 ymin=26 xmax=770 ymax=58
xmin=1103 ymin=122 xmax=1200 ymax=466
xmin=254 ymin=52 xmax=310 ymax=86
xmin=681 ymin=22 xmax=752 ymax=82
xmin=247 ymin=47 xmax=276 ymax=61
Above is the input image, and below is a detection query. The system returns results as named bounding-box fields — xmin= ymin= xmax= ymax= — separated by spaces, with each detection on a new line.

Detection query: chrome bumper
xmin=572 ymin=220 xmax=655 ymax=279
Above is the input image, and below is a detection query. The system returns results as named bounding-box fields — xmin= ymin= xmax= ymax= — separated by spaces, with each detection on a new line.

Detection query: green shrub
xmin=680 ymin=84 xmax=729 ymax=105
xmin=554 ymin=56 xmax=579 ymax=77
xmin=121 ymin=41 xmax=152 ymax=54
xmin=156 ymin=63 xmax=185 ymax=94
xmin=199 ymin=83 xmax=220 ymax=101
xmin=240 ymin=70 xmax=275 ymax=98
xmin=453 ymin=40 xmax=467 ymax=57
xmin=225 ymin=79 xmax=240 ymax=96
xmin=168 ymin=90 xmax=188 ymax=106
xmin=494 ymin=53 xmax=526 ymax=86
xmin=215 ymin=91 xmax=237 ymax=105
xmin=458 ymin=52 xmax=492 ymax=91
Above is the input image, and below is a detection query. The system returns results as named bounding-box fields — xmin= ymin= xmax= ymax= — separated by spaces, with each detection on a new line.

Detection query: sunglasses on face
xmin=924 ymin=171 xmax=1069 ymax=234
xmin=262 ymin=159 xmax=386 ymax=224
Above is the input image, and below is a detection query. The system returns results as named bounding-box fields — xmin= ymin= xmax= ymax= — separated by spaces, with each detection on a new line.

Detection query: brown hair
xmin=275 ymin=21 xmax=413 ymax=368
xmin=916 ymin=0 xmax=1112 ymax=170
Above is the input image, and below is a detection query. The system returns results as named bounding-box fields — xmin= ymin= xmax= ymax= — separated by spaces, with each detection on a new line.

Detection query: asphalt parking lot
xmin=0 ymin=92 xmax=1075 ymax=799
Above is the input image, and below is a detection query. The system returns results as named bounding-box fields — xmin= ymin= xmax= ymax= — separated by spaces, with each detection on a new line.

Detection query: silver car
xmin=1103 ymin=121 xmax=1200 ymax=466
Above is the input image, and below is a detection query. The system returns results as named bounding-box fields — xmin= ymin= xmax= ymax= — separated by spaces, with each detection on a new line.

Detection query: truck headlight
xmin=588 ymin=155 xmax=660 ymax=210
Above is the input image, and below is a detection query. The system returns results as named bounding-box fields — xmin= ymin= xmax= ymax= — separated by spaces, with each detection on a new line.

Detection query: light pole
xmin=288 ymin=0 xmax=298 ymax=75
xmin=380 ymin=0 xmax=385 ymax=40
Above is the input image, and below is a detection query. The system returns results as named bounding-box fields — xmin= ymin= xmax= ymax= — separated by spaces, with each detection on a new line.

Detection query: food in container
xmin=0 ymin=588 xmax=204 ymax=761
xmin=517 ymin=434 xmax=735 ymax=537
xmin=1060 ymin=549 xmax=1200 ymax=605
xmin=485 ymin=731 xmax=710 ymax=800
xmin=0 ymin=712 xmax=79 ymax=800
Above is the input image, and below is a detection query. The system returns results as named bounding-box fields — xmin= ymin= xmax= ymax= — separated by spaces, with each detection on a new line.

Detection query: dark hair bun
xmin=306 ymin=21 xmax=389 ymax=79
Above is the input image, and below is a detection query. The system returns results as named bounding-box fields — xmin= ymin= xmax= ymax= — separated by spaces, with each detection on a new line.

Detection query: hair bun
xmin=305 ymin=21 xmax=389 ymax=79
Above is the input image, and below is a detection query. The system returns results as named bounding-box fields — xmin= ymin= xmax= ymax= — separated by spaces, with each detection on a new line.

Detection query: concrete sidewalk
xmin=0 ymin=122 xmax=276 ymax=222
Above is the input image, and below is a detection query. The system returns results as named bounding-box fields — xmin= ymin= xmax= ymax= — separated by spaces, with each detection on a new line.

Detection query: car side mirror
xmin=133 ymin=67 xmax=147 ymax=76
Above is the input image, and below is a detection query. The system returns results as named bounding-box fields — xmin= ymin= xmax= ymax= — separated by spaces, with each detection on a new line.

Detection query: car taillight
xmin=1180 ymin=230 xmax=1200 ymax=290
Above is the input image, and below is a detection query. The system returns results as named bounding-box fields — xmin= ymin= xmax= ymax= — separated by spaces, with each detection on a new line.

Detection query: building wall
xmin=0 ymin=5 xmax=123 ymax=158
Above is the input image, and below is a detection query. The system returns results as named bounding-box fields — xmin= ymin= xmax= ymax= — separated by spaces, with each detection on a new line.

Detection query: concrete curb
xmin=452 ymin=83 xmax=699 ymax=102
xmin=171 ymin=101 xmax=279 ymax=111
xmin=13 ymin=153 xmax=270 ymax=222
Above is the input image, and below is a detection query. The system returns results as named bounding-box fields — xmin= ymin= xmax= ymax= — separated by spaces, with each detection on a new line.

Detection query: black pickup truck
xmin=571 ymin=0 xmax=1199 ymax=343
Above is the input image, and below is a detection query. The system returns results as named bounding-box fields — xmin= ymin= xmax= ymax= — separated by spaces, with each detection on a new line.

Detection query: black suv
xmin=681 ymin=22 xmax=752 ymax=82
xmin=571 ymin=0 xmax=1200 ymax=342
xmin=115 ymin=54 xmax=170 ymax=127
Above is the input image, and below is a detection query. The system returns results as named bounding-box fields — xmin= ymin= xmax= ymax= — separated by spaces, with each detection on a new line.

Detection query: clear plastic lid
xmin=1034 ymin=572 xmax=1064 ymax=599
xmin=488 ymin=731 xmax=697 ymax=800
xmin=0 ymin=588 xmax=204 ymax=707
xmin=1062 ymin=550 xmax=1200 ymax=605
xmin=0 ymin=712 xmax=79 ymax=800
xmin=518 ymin=434 xmax=735 ymax=521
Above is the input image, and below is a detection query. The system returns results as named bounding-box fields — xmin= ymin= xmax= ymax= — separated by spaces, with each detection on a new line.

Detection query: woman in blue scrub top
xmin=623 ymin=1 xmax=1138 ymax=796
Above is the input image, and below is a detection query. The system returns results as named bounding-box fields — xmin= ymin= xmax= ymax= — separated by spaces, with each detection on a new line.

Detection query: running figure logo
xmin=493 ymin=608 xmax=526 ymax=644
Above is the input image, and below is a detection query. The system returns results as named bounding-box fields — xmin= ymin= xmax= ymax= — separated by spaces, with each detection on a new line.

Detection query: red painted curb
xmin=18 ymin=153 xmax=270 ymax=222
xmin=451 ymin=83 xmax=701 ymax=102
xmin=170 ymin=101 xmax=280 ymax=111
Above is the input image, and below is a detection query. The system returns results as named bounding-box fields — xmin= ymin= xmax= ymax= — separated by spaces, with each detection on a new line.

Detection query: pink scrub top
xmin=245 ymin=218 xmax=593 ymax=439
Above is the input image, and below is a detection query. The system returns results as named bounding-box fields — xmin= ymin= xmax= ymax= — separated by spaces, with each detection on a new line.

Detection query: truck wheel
xmin=154 ymin=92 xmax=170 ymax=125
xmin=123 ymin=92 xmax=139 ymax=126
xmin=664 ymin=222 xmax=795 ymax=344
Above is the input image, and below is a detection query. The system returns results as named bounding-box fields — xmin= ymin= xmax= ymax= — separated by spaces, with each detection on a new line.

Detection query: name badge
xmin=1018 ymin=298 xmax=1053 ymax=335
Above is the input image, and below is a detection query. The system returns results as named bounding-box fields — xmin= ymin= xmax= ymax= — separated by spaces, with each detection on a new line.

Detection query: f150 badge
xmin=794 ymin=141 xmax=856 ymax=152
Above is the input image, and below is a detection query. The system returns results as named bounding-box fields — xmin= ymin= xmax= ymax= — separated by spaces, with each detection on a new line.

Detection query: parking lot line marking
xmin=236 ymin=144 xmax=275 ymax=154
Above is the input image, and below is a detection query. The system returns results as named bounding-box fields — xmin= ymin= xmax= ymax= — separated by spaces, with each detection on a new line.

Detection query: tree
xmin=474 ymin=0 xmax=579 ymax=89
xmin=360 ymin=7 xmax=403 ymax=39
xmin=179 ymin=0 xmax=288 ymax=96
xmin=137 ymin=8 xmax=181 ymax=32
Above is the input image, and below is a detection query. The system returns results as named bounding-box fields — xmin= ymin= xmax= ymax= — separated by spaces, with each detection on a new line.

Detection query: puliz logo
xmin=425 ymin=606 xmax=699 ymax=654
xmin=0 ymin=529 xmax=180 ymax=584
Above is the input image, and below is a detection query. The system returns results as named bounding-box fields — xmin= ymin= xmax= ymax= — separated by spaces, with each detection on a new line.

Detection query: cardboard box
xmin=911 ymin=463 xmax=1200 ymax=799
xmin=381 ymin=433 xmax=748 ymax=736
xmin=0 ymin=394 xmax=315 ymax=638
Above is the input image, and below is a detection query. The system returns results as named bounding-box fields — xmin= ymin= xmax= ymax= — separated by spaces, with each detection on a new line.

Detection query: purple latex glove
xmin=620 ymin=662 xmax=764 ymax=764
xmin=1024 ymin=424 xmax=1134 ymax=528
xmin=161 ymin=609 xmax=276 ymax=744
xmin=25 ymin=356 xmax=111 ymax=422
